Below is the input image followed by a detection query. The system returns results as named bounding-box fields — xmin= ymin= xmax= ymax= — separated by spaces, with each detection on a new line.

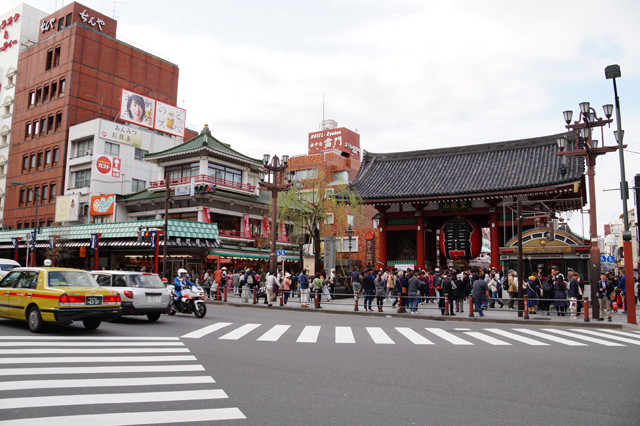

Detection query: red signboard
xmin=243 ymin=214 xmax=250 ymax=236
xmin=203 ymin=207 xmax=210 ymax=223
xmin=280 ymin=221 xmax=288 ymax=242
xmin=111 ymin=157 xmax=121 ymax=178
xmin=96 ymin=156 xmax=111 ymax=174
xmin=308 ymin=127 xmax=361 ymax=160
xmin=263 ymin=217 xmax=271 ymax=236
xmin=439 ymin=218 xmax=482 ymax=260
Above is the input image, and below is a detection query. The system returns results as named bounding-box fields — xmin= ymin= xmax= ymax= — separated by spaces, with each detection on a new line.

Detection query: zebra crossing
xmin=182 ymin=322 xmax=640 ymax=347
xmin=0 ymin=336 xmax=246 ymax=425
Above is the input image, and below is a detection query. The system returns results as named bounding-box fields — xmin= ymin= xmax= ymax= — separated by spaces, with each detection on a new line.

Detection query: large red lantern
xmin=439 ymin=218 xmax=482 ymax=260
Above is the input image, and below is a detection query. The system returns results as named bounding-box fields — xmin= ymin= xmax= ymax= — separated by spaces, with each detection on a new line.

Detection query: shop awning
xmin=209 ymin=252 xmax=300 ymax=261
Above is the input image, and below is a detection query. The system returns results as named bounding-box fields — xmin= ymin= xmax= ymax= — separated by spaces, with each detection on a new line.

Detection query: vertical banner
xmin=202 ymin=207 xmax=210 ymax=223
xmin=365 ymin=237 xmax=375 ymax=268
xmin=263 ymin=217 xmax=271 ymax=236
xmin=150 ymin=231 xmax=157 ymax=249
xmin=11 ymin=237 xmax=18 ymax=249
xmin=280 ymin=221 xmax=288 ymax=242
xmin=243 ymin=214 xmax=250 ymax=237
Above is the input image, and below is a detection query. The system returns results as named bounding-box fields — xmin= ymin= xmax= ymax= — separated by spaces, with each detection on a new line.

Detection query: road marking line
xmin=0 ymin=336 xmax=180 ymax=341
xmin=219 ymin=323 xmax=261 ymax=340
xmin=335 ymin=327 xmax=356 ymax=343
xmin=541 ymin=329 xmax=624 ymax=346
xmin=257 ymin=325 xmax=291 ymax=341
xmin=366 ymin=327 xmax=395 ymax=344
xmin=454 ymin=328 xmax=472 ymax=331
xmin=395 ymin=327 xmax=434 ymax=345
xmin=0 ymin=364 xmax=204 ymax=377
xmin=0 ymin=341 xmax=185 ymax=347
xmin=0 ymin=389 xmax=228 ymax=410
xmin=425 ymin=328 xmax=473 ymax=345
xmin=181 ymin=322 xmax=233 ymax=339
xmin=569 ymin=329 xmax=640 ymax=345
xmin=0 ymin=408 xmax=246 ymax=426
xmin=0 ymin=348 xmax=190 ymax=355
xmin=463 ymin=332 xmax=511 ymax=345
xmin=297 ymin=326 xmax=321 ymax=343
xmin=484 ymin=329 xmax=549 ymax=346
xmin=0 ymin=355 xmax=196 ymax=365
xmin=512 ymin=328 xmax=587 ymax=346
xmin=593 ymin=329 xmax=640 ymax=339
xmin=0 ymin=376 xmax=215 ymax=391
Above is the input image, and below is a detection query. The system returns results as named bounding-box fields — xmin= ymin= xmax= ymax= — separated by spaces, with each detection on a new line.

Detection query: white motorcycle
xmin=167 ymin=283 xmax=207 ymax=318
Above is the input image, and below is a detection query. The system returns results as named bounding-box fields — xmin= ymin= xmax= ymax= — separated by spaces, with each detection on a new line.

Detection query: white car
xmin=0 ymin=258 xmax=21 ymax=279
xmin=91 ymin=271 xmax=171 ymax=321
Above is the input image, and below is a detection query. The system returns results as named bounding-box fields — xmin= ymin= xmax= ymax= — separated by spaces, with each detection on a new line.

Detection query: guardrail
xmin=149 ymin=174 xmax=256 ymax=193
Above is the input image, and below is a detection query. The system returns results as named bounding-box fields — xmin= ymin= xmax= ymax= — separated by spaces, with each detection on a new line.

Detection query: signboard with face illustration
xmin=120 ymin=89 xmax=155 ymax=129
xmin=155 ymin=100 xmax=186 ymax=138
xmin=308 ymin=127 xmax=361 ymax=160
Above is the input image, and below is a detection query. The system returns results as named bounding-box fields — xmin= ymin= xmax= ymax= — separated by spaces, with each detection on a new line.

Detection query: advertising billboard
xmin=120 ymin=89 xmax=155 ymax=129
xmin=90 ymin=194 xmax=116 ymax=216
xmin=55 ymin=194 xmax=79 ymax=222
xmin=120 ymin=88 xmax=186 ymax=138
xmin=308 ymin=127 xmax=361 ymax=160
xmin=94 ymin=155 xmax=121 ymax=180
xmin=100 ymin=120 xmax=142 ymax=147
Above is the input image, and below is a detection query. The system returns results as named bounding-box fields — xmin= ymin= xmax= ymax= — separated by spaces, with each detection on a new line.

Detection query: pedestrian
xmin=617 ymin=273 xmax=628 ymax=314
xmin=568 ymin=272 xmax=580 ymax=319
xmin=540 ymin=273 xmax=554 ymax=316
xmin=486 ymin=273 xmax=499 ymax=309
xmin=374 ymin=271 xmax=386 ymax=312
xmin=407 ymin=271 xmax=421 ymax=314
xmin=231 ymin=269 xmax=241 ymax=296
xmin=299 ymin=269 xmax=310 ymax=308
xmin=554 ymin=274 xmax=567 ymax=316
xmin=526 ymin=275 xmax=540 ymax=315
xmin=506 ymin=270 xmax=518 ymax=309
xmin=312 ymin=272 xmax=323 ymax=308
xmin=386 ymin=270 xmax=396 ymax=302
xmin=264 ymin=272 xmax=280 ymax=307
xmin=596 ymin=273 xmax=613 ymax=322
xmin=397 ymin=270 xmax=408 ymax=313
xmin=362 ymin=268 xmax=376 ymax=311
xmin=472 ymin=274 xmax=491 ymax=316
xmin=282 ymin=272 xmax=292 ymax=305
xmin=454 ymin=272 xmax=467 ymax=313
xmin=201 ymin=269 xmax=212 ymax=300
xmin=440 ymin=273 xmax=456 ymax=315
xmin=351 ymin=266 xmax=362 ymax=304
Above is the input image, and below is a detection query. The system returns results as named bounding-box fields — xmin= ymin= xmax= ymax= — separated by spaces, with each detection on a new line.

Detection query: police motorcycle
xmin=167 ymin=269 xmax=207 ymax=318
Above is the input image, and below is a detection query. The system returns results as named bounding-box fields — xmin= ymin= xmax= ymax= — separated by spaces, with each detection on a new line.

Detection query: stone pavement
xmin=206 ymin=291 xmax=640 ymax=330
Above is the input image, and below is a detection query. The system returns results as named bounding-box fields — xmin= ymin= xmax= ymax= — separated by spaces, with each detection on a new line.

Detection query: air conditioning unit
xmin=85 ymin=149 xmax=93 ymax=156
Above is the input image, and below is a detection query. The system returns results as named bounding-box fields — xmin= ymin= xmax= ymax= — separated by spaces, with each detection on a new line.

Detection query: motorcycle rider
xmin=174 ymin=268 xmax=193 ymax=311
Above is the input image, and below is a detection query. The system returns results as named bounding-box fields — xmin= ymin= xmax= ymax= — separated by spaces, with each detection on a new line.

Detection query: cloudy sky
xmin=4 ymin=0 xmax=640 ymax=237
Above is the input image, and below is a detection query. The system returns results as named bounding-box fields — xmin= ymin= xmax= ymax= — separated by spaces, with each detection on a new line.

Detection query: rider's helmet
xmin=43 ymin=259 xmax=52 ymax=267
xmin=178 ymin=268 xmax=188 ymax=276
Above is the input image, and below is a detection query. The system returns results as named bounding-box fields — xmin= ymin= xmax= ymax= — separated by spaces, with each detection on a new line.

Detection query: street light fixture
xmin=11 ymin=181 xmax=39 ymax=267
xmin=605 ymin=63 xmax=636 ymax=324
xmin=258 ymin=154 xmax=292 ymax=274
xmin=346 ymin=224 xmax=354 ymax=271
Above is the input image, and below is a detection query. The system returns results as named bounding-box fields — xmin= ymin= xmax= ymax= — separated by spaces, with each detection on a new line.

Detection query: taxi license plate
xmin=86 ymin=296 xmax=102 ymax=305
xmin=147 ymin=296 xmax=161 ymax=303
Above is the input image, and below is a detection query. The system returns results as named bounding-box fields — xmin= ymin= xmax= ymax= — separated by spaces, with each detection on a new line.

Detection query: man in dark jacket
xmin=362 ymin=268 xmax=376 ymax=311
xmin=454 ymin=274 xmax=466 ymax=313
xmin=440 ymin=274 xmax=456 ymax=315
xmin=407 ymin=272 xmax=422 ymax=314
xmin=568 ymin=272 xmax=580 ymax=319
xmin=597 ymin=273 xmax=614 ymax=322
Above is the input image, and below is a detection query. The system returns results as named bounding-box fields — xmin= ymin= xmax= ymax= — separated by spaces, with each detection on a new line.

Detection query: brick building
xmin=287 ymin=120 xmax=380 ymax=273
xmin=4 ymin=2 xmax=180 ymax=229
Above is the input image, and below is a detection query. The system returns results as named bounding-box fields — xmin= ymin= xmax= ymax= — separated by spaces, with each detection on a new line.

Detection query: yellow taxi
xmin=0 ymin=267 xmax=121 ymax=333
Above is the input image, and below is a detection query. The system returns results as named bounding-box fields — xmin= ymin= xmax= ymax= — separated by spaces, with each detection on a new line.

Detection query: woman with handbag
xmin=554 ymin=275 xmax=567 ymax=316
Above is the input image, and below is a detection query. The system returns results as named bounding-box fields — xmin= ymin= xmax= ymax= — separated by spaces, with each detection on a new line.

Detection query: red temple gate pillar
xmin=490 ymin=209 xmax=500 ymax=270
xmin=416 ymin=214 xmax=425 ymax=270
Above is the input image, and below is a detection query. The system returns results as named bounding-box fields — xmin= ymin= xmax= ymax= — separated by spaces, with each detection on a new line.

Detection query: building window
xmin=50 ymin=184 xmax=56 ymax=200
xmin=208 ymin=163 xmax=242 ymax=184
xmin=25 ymin=122 xmax=31 ymax=140
xmin=27 ymin=189 xmax=33 ymax=203
xmin=28 ymin=91 xmax=34 ymax=107
xmin=74 ymin=170 xmax=91 ymax=188
xmin=347 ymin=214 xmax=354 ymax=226
xmin=22 ymin=156 xmax=28 ymax=171
xmin=59 ymin=78 xmax=65 ymax=95
xmin=166 ymin=162 xmax=199 ymax=180
xmin=17 ymin=222 xmax=22 ymax=229
xmin=33 ymin=121 xmax=39 ymax=135
xmin=134 ymin=148 xmax=148 ymax=161
xmin=46 ymin=50 xmax=53 ymax=70
xmin=53 ymin=46 xmax=61 ymax=68
xmin=30 ymin=154 xmax=36 ymax=169
xmin=66 ymin=13 xmax=72 ymax=26
xmin=19 ymin=189 xmax=25 ymax=204
xmin=34 ymin=187 xmax=40 ymax=202
xmin=168 ymin=212 xmax=198 ymax=222
xmin=293 ymin=168 xmax=318 ymax=181
xmin=35 ymin=88 xmax=42 ymax=105
xmin=47 ymin=115 xmax=54 ymax=133
xmin=209 ymin=213 xmax=241 ymax=232
xmin=43 ymin=85 xmax=49 ymax=102
xmin=325 ymin=213 xmax=334 ymax=225
xmin=45 ymin=150 xmax=51 ymax=165
xmin=332 ymin=170 xmax=349 ymax=183
xmin=104 ymin=141 xmax=119 ymax=157
xmin=51 ymin=81 xmax=57 ymax=98
xmin=93 ymin=215 xmax=113 ymax=223
xmin=37 ymin=152 xmax=43 ymax=168
xmin=338 ymin=236 xmax=359 ymax=253
xmin=42 ymin=185 xmax=49 ymax=201
xmin=53 ymin=148 xmax=59 ymax=165
xmin=373 ymin=219 xmax=379 ymax=229
xmin=131 ymin=178 xmax=146 ymax=193
xmin=57 ymin=15 xmax=65 ymax=31
xmin=55 ymin=112 xmax=62 ymax=130
xmin=74 ymin=138 xmax=93 ymax=157
xmin=40 ymin=118 xmax=46 ymax=135
xmin=47 ymin=219 xmax=53 ymax=227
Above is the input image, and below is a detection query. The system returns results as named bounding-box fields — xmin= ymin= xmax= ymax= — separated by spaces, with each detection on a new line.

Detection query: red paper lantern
xmin=439 ymin=218 xmax=482 ymax=260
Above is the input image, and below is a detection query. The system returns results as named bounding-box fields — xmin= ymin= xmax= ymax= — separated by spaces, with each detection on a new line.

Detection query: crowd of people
xmin=180 ymin=264 xmax=639 ymax=320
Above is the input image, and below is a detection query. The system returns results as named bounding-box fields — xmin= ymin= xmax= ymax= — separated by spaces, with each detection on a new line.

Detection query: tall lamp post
xmin=605 ymin=64 xmax=636 ymax=324
xmin=11 ymin=181 xmax=39 ymax=267
xmin=346 ymin=224 xmax=354 ymax=271
xmin=558 ymin=103 xmax=618 ymax=320
xmin=258 ymin=154 xmax=293 ymax=274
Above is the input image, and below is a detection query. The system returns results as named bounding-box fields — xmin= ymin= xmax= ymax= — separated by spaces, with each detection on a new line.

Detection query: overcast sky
xmin=4 ymin=0 xmax=640 ymax=238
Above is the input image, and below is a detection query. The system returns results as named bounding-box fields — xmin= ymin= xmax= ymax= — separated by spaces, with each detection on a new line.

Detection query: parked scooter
xmin=167 ymin=283 xmax=207 ymax=318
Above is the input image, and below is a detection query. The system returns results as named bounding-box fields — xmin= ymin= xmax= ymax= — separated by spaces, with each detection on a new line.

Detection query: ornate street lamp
xmin=558 ymin=100 xmax=618 ymax=320
xmin=258 ymin=154 xmax=292 ymax=274
xmin=346 ymin=224 xmax=354 ymax=271
xmin=605 ymin=63 xmax=635 ymax=323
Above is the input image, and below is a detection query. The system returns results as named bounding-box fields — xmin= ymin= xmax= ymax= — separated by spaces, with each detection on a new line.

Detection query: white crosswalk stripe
xmin=257 ymin=325 xmax=291 ymax=341
xmin=182 ymin=322 xmax=232 ymax=339
xmin=0 ymin=337 xmax=246 ymax=425
xmin=425 ymin=328 xmax=473 ymax=345
xmin=297 ymin=325 xmax=321 ymax=343
xmin=463 ymin=331 xmax=511 ymax=345
xmin=336 ymin=327 xmax=356 ymax=343
xmin=569 ymin=329 xmax=640 ymax=345
xmin=594 ymin=329 xmax=640 ymax=339
xmin=395 ymin=327 xmax=434 ymax=345
xmin=512 ymin=328 xmax=587 ymax=346
xmin=366 ymin=327 xmax=395 ymax=344
xmin=219 ymin=323 xmax=261 ymax=340
xmin=541 ymin=329 xmax=625 ymax=346
xmin=484 ymin=328 xmax=549 ymax=346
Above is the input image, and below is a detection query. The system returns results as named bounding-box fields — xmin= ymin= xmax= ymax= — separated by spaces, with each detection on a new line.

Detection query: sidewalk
xmin=206 ymin=292 xmax=640 ymax=330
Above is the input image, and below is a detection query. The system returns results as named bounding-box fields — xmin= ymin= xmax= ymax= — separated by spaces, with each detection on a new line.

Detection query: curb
xmin=205 ymin=301 xmax=636 ymax=330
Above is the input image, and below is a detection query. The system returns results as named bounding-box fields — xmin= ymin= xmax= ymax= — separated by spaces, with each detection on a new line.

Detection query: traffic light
xmin=194 ymin=184 xmax=215 ymax=194
xmin=545 ymin=220 xmax=555 ymax=242
xmin=79 ymin=246 xmax=86 ymax=258
xmin=143 ymin=230 xmax=151 ymax=243
xmin=137 ymin=231 xmax=142 ymax=243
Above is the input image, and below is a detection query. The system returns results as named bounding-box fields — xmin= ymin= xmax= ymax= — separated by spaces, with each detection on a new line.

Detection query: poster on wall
xmin=263 ymin=217 xmax=271 ymax=236
xmin=55 ymin=194 xmax=79 ymax=222
xmin=93 ymin=155 xmax=121 ymax=180
xmin=100 ymin=120 xmax=142 ymax=147
xmin=202 ymin=207 xmax=211 ymax=223
xmin=155 ymin=100 xmax=186 ymax=138
xmin=243 ymin=214 xmax=250 ymax=236
xmin=90 ymin=194 xmax=115 ymax=216
xmin=120 ymin=89 xmax=155 ymax=129
xmin=280 ymin=221 xmax=288 ymax=242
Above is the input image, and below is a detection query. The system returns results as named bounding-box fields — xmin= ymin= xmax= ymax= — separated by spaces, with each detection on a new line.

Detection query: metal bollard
xmin=444 ymin=294 xmax=450 ymax=316
xmin=584 ymin=297 xmax=590 ymax=322
xmin=243 ymin=286 xmax=249 ymax=303
xmin=396 ymin=293 xmax=402 ymax=313
xmin=280 ymin=288 xmax=284 ymax=306
xmin=223 ymin=285 xmax=227 ymax=302
xmin=469 ymin=295 xmax=474 ymax=318
xmin=524 ymin=296 xmax=529 ymax=320
xmin=315 ymin=291 xmax=320 ymax=308
xmin=354 ymin=292 xmax=359 ymax=311
xmin=253 ymin=287 xmax=257 ymax=304
xmin=216 ymin=285 xmax=221 ymax=301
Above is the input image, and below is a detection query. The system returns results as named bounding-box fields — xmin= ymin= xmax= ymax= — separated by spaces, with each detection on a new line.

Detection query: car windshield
xmin=128 ymin=275 xmax=164 ymax=288
xmin=0 ymin=265 xmax=15 ymax=271
xmin=48 ymin=271 xmax=98 ymax=287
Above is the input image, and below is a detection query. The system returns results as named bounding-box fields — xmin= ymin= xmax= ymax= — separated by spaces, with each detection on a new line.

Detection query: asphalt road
xmin=0 ymin=305 xmax=638 ymax=426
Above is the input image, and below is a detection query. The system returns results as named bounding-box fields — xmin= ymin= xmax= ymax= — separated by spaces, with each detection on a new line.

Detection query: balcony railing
xmin=149 ymin=174 xmax=256 ymax=193
xmin=217 ymin=229 xmax=289 ymax=243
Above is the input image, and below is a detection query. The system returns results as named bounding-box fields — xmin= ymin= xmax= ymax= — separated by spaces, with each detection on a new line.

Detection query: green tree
xmin=275 ymin=171 xmax=366 ymax=272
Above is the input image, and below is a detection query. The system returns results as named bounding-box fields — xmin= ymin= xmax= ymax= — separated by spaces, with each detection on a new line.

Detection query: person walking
xmin=386 ymin=270 xmax=396 ymax=303
xmin=264 ymin=272 xmax=280 ymax=307
xmin=472 ymin=274 xmax=491 ymax=316
xmin=407 ymin=272 xmax=421 ymax=314
xmin=312 ymin=272 xmax=323 ymax=308
xmin=568 ymin=272 xmax=580 ymax=319
xmin=231 ymin=269 xmax=241 ymax=296
xmin=596 ymin=273 xmax=614 ymax=322
xmin=455 ymin=273 xmax=467 ymax=313
xmin=397 ymin=271 xmax=408 ymax=313
xmin=540 ymin=273 xmax=554 ymax=316
xmin=282 ymin=272 xmax=292 ymax=305
xmin=440 ymin=273 xmax=456 ymax=315
xmin=298 ymin=269 xmax=310 ymax=308
xmin=374 ymin=271 xmax=386 ymax=312
xmin=526 ymin=275 xmax=540 ymax=315
xmin=201 ymin=269 xmax=212 ymax=300
xmin=506 ymin=270 xmax=518 ymax=309
xmin=554 ymin=275 xmax=567 ymax=316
